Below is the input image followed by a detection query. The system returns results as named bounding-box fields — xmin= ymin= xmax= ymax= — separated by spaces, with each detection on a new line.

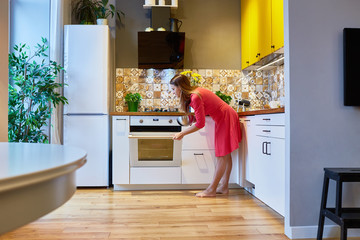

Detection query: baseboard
xmin=285 ymin=225 xmax=360 ymax=239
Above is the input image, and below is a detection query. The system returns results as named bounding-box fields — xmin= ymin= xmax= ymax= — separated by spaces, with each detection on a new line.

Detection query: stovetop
xmin=143 ymin=107 xmax=179 ymax=113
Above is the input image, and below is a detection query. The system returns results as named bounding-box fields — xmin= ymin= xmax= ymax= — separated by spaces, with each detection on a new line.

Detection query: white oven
xmin=129 ymin=116 xmax=182 ymax=167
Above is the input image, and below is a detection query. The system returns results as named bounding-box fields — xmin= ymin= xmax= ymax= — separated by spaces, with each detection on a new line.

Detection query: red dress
xmin=190 ymin=88 xmax=242 ymax=157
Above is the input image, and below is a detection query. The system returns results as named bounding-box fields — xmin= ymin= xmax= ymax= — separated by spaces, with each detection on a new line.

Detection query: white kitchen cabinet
xmin=130 ymin=167 xmax=181 ymax=184
xmin=255 ymin=126 xmax=285 ymax=216
xmin=182 ymin=150 xmax=216 ymax=184
xmin=182 ymin=117 xmax=215 ymax=150
xmin=239 ymin=116 xmax=259 ymax=186
xmin=240 ymin=113 xmax=285 ymax=216
xmin=182 ymin=117 xmax=239 ymax=185
xmin=112 ymin=116 xmax=130 ymax=184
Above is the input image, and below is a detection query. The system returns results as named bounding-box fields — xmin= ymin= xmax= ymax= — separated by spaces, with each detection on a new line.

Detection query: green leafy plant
xmin=8 ymin=38 xmax=68 ymax=143
xmin=180 ymin=70 xmax=202 ymax=86
xmin=125 ymin=93 xmax=142 ymax=103
xmin=94 ymin=0 xmax=124 ymax=23
xmin=72 ymin=0 xmax=98 ymax=24
xmin=215 ymin=91 xmax=232 ymax=105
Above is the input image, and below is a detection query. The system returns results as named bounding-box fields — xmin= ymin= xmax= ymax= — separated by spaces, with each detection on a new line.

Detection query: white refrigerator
xmin=63 ymin=25 xmax=109 ymax=187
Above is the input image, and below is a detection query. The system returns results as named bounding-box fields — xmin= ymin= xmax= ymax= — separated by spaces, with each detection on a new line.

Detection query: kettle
xmin=169 ymin=18 xmax=183 ymax=32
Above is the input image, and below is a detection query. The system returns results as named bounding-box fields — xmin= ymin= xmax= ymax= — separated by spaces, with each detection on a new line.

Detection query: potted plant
xmin=72 ymin=0 xmax=98 ymax=24
xmin=180 ymin=70 xmax=202 ymax=86
xmin=94 ymin=0 xmax=124 ymax=25
xmin=215 ymin=91 xmax=232 ymax=105
xmin=125 ymin=93 xmax=142 ymax=112
xmin=8 ymin=38 xmax=68 ymax=143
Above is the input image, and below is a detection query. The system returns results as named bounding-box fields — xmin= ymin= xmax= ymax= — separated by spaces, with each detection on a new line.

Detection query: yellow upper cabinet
xmin=271 ymin=0 xmax=284 ymax=51
xmin=251 ymin=0 xmax=272 ymax=64
xmin=241 ymin=0 xmax=251 ymax=69
xmin=241 ymin=0 xmax=284 ymax=70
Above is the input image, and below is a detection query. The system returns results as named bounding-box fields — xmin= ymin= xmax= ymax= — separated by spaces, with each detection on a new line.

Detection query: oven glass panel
xmin=138 ymin=139 xmax=174 ymax=161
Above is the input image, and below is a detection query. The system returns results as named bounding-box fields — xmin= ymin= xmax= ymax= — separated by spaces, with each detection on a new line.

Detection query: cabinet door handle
xmin=266 ymin=142 xmax=271 ymax=155
xmin=194 ymin=153 xmax=204 ymax=156
xmin=262 ymin=142 xmax=266 ymax=154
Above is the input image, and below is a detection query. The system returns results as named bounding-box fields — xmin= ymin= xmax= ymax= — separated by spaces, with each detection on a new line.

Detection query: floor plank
xmin=0 ymin=188 xmax=290 ymax=240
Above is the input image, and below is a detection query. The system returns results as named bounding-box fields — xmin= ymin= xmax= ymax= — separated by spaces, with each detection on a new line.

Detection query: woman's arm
xmin=173 ymin=124 xmax=200 ymax=140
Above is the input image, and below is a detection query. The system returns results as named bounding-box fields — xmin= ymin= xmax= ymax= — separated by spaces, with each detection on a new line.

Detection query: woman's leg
xmin=196 ymin=153 xmax=232 ymax=197
xmin=217 ymin=153 xmax=232 ymax=194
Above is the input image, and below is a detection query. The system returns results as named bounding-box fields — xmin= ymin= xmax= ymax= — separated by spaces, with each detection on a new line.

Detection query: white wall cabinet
xmin=239 ymin=113 xmax=285 ymax=216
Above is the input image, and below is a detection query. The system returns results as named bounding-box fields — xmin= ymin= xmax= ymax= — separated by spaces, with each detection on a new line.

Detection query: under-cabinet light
xmin=256 ymin=56 xmax=284 ymax=71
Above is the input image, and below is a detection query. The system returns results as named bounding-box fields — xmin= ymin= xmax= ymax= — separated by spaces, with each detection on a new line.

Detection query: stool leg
xmin=317 ymin=174 xmax=330 ymax=240
xmin=335 ymin=180 xmax=343 ymax=216
xmin=340 ymin=225 xmax=347 ymax=240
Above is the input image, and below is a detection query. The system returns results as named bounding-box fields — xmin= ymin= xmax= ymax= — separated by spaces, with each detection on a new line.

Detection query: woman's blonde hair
xmin=170 ymin=74 xmax=200 ymax=113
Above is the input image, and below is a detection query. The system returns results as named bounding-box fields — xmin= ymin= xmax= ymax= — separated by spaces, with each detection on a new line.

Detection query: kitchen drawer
xmin=130 ymin=167 xmax=181 ymax=184
xmin=255 ymin=125 xmax=285 ymax=139
xmin=255 ymin=113 xmax=285 ymax=126
xmin=182 ymin=150 xmax=216 ymax=184
xmin=182 ymin=117 xmax=215 ymax=150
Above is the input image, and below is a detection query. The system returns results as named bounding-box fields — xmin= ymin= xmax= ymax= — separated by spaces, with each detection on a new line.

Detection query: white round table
xmin=0 ymin=142 xmax=86 ymax=235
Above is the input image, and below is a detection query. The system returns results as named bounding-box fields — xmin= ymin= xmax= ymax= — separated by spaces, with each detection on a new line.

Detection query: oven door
xmin=129 ymin=132 xmax=182 ymax=167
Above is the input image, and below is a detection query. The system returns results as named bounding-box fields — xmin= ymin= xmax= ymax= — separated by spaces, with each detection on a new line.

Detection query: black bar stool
xmin=317 ymin=168 xmax=360 ymax=240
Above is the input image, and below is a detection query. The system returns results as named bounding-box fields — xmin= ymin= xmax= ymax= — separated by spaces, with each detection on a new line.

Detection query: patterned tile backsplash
xmin=114 ymin=66 xmax=285 ymax=112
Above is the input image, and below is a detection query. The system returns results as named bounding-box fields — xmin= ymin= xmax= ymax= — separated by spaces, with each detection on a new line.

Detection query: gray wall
xmin=115 ymin=0 xmax=241 ymax=69
xmin=0 ymin=1 xmax=8 ymax=142
xmin=285 ymin=0 xmax=360 ymax=238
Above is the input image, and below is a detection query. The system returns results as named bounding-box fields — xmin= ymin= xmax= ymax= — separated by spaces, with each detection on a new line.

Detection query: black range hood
xmin=138 ymin=31 xmax=185 ymax=69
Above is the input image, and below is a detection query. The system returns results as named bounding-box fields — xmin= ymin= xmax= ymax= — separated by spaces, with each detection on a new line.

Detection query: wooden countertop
xmin=110 ymin=107 xmax=285 ymax=116
xmin=0 ymin=143 xmax=87 ymax=235
xmin=237 ymin=107 xmax=285 ymax=116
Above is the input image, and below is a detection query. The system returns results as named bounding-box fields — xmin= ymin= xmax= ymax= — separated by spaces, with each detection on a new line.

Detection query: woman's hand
xmin=173 ymin=132 xmax=184 ymax=140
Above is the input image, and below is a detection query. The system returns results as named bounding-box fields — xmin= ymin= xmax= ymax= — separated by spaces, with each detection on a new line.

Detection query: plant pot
xmin=97 ymin=18 xmax=108 ymax=25
xmin=127 ymin=102 xmax=139 ymax=112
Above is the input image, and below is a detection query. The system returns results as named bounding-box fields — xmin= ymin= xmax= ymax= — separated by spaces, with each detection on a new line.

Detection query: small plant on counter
xmin=125 ymin=93 xmax=142 ymax=103
xmin=125 ymin=93 xmax=142 ymax=112
xmin=180 ymin=71 xmax=202 ymax=86
xmin=215 ymin=91 xmax=232 ymax=105
xmin=8 ymin=38 xmax=68 ymax=143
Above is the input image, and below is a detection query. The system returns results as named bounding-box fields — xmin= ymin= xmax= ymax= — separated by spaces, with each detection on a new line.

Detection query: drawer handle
xmin=194 ymin=153 xmax=204 ymax=156
xmin=262 ymin=130 xmax=271 ymax=133
xmin=244 ymin=120 xmax=251 ymax=122
xmin=262 ymin=118 xmax=271 ymax=121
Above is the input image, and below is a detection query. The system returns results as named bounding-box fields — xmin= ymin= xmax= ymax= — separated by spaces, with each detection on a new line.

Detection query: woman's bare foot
xmin=216 ymin=184 xmax=229 ymax=195
xmin=195 ymin=189 xmax=216 ymax=197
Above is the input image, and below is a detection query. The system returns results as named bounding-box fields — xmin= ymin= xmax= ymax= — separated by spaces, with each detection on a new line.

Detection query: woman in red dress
xmin=170 ymin=74 xmax=242 ymax=197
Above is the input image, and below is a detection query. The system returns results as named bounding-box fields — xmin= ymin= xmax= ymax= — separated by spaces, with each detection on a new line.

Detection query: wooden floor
xmin=0 ymin=188 xmax=290 ymax=240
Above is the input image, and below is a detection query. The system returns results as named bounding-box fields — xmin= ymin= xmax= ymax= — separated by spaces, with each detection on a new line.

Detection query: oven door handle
xmin=128 ymin=134 xmax=174 ymax=139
